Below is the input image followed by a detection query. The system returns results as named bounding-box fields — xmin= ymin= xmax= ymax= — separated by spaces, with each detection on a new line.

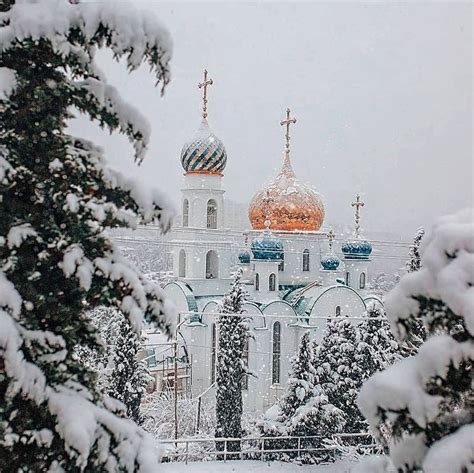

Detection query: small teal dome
xmin=180 ymin=119 xmax=227 ymax=175
xmin=238 ymin=250 xmax=251 ymax=264
xmin=321 ymin=254 xmax=340 ymax=270
xmin=341 ymin=239 xmax=372 ymax=260
xmin=251 ymin=232 xmax=283 ymax=261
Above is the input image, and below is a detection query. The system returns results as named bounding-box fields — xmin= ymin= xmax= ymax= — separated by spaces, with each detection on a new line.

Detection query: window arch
xmin=211 ymin=323 xmax=216 ymax=384
xmin=182 ymin=199 xmax=189 ymax=227
xmin=178 ymin=249 xmax=186 ymax=278
xmin=207 ymin=199 xmax=217 ymax=229
xmin=303 ymin=249 xmax=310 ymax=272
xmin=359 ymin=272 xmax=366 ymax=289
xmin=269 ymin=273 xmax=276 ymax=291
xmin=278 ymin=251 xmax=284 ymax=272
xmin=346 ymin=271 xmax=350 ymax=286
xmin=335 ymin=305 xmax=341 ymax=317
xmin=272 ymin=322 xmax=281 ymax=384
xmin=205 ymin=250 xmax=219 ymax=279
xmin=255 ymin=273 xmax=260 ymax=291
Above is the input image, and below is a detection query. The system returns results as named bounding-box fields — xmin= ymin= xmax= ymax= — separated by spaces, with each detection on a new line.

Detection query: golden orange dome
xmin=248 ymin=152 xmax=325 ymax=231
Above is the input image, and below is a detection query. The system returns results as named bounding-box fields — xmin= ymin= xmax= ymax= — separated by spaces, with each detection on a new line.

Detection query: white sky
xmin=70 ymin=1 xmax=473 ymax=237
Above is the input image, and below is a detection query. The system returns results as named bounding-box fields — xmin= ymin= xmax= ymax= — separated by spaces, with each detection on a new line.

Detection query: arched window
xmin=278 ymin=251 xmax=284 ymax=272
xmin=205 ymin=250 xmax=219 ymax=279
xmin=359 ymin=272 xmax=366 ymax=289
xmin=272 ymin=322 xmax=281 ymax=384
xmin=255 ymin=273 xmax=260 ymax=291
xmin=346 ymin=272 xmax=350 ymax=286
xmin=269 ymin=273 xmax=276 ymax=291
xmin=207 ymin=199 xmax=217 ymax=229
xmin=178 ymin=249 xmax=186 ymax=278
xmin=182 ymin=199 xmax=189 ymax=227
xmin=303 ymin=249 xmax=310 ymax=272
xmin=211 ymin=324 xmax=216 ymax=384
xmin=241 ymin=338 xmax=249 ymax=391
xmin=335 ymin=305 xmax=341 ymax=317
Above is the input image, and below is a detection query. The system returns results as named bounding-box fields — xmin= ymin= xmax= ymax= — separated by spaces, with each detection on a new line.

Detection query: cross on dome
xmin=280 ymin=108 xmax=297 ymax=153
xmin=198 ymin=69 xmax=213 ymax=119
xmin=351 ymin=194 xmax=365 ymax=238
xmin=327 ymin=229 xmax=336 ymax=252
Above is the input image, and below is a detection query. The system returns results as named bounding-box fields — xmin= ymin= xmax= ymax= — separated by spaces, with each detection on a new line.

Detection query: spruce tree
xmin=0 ymin=2 xmax=174 ymax=471
xmin=406 ymin=227 xmax=425 ymax=273
xmin=358 ymin=209 xmax=473 ymax=473
xmin=107 ymin=316 xmax=150 ymax=425
xmin=215 ymin=268 xmax=249 ymax=453
xmin=314 ymin=318 xmax=366 ymax=433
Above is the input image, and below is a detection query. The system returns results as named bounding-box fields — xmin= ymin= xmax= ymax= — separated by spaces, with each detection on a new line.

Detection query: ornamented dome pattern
xmin=238 ymin=250 xmax=251 ymax=264
xmin=251 ymin=231 xmax=284 ymax=261
xmin=321 ymin=254 xmax=340 ymax=270
xmin=248 ymin=152 xmax=325 ymax=231
xmin=180 ymin=119 xmax=227 ymax=175
xmin=341 ymin=240 xmax=372 ymax=260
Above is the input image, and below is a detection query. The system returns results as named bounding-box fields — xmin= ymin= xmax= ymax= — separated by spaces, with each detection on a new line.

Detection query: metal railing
xmin=158 ymin=432 xmax=380 ymax=464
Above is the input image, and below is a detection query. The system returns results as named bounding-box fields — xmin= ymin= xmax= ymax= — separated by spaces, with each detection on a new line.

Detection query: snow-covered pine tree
xmin=406 ymin=227 xmax=425 ymax=273
xmin=215 ymin=268 xmax=249 ymax=453
xmin=107 ymin=316 xmax=150 ymax=425
xmin=314 ymin=318 xmax=366 ymax=434
xmin=357 ymin=209 xmax=474 ymax=473
xmin=0 ymin=1 xmax=174 ymax=471
xmin=357 ymin=304 xmax=400 ymax=375
xmin=280 ymin=332 xmax=315 ymax=419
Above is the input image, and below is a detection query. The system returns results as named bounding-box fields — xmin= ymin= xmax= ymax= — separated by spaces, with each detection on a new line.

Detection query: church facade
xmin=146 ymin=71 xmax=383 ymax=413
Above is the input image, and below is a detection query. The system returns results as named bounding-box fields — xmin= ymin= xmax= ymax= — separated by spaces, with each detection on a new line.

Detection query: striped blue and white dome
xmin=321 ymin=254 xmax=340 ymax=270
xmin=251 ymin=231 xmax=284 ymax=261
xmin=341 ymin=239 xmax=372 ymax=260
xmin=180 ymin=119 xmax=227 ymax=175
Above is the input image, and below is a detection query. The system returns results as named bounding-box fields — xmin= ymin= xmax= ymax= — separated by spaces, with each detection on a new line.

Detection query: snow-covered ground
xmin=160 ymin=460 xmax=354 ymax=473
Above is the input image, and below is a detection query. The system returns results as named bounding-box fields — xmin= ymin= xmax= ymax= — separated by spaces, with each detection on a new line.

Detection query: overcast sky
xmin=70 ymin=1 xmax=472 ymax=237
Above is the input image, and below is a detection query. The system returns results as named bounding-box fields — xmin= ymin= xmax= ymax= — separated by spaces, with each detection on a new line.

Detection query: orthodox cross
xmin=351 ymin=194 xmax=365 ymax=238
xmin=280 ymin=108 xmax=297 ymax=152
xmin=198 ymin=69 xmax=213 ymax=119
xmin=327 ymin=229 xmax=336 ymax=252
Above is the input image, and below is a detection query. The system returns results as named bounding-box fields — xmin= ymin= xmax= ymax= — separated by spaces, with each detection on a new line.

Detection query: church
xmin=145 ymin=71 xmax=383 ymax=413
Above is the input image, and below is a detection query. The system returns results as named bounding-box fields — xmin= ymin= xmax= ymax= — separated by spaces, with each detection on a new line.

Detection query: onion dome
xmin=248 ymin=151 xmax=325 ymax=231
xmin=321 ymin=254 xmax=340 ymax=270
xmin=180 ymin=119 xmax=227 ymax=175
xmin=251 ymin=231 xmax=283 ymax=261
xmin=341 ymin=240 xmax=372 ymax=260
xmin=238 ymin=250 xmax=251 ymax=264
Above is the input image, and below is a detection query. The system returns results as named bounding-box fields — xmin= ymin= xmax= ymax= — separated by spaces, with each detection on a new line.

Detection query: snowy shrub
xmin=0 ymin=1 xmax=175 ymax=471
xmin=358 ymin=208 xmax=474 ymax=473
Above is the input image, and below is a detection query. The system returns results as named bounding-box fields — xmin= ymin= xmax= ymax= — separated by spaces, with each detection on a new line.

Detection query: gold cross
xmin=351 ymin=194 xmax=365 ymax=238
xmin=327 ymin=229 xmax=336 ymax=251
xmin=198 ymin=69 xmax=213 ymax=119
xmin=280 ymin=108 xmax=297 ymax=152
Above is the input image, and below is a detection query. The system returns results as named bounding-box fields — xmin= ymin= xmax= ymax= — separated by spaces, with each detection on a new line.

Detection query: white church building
xmin=145 ymin=71 xmax=383 ymax=413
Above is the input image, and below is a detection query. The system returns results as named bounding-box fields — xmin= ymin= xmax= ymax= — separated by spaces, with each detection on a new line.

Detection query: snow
xmin=159 ymin=460 xmax=355 ymax=473
xmin=422 ymin=424 xmax=474 ymax=473
xmin=7 ymin=223 xmax=38 ymax=249
xmin=385 ymin=207 xmax=474 ymax=338
xmin=0 ymin=66 xmax=16 ymax=99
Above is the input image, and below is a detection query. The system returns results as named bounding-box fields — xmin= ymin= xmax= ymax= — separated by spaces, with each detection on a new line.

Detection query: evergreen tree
xmin=280 ymin=332 xmax=315 ymax=419
xmin=358 ymin=304 xmax=400 ymax=375
xmin=0 ymin=2 xmax=173 ymax=471
xmin=314 ymin=318 xmax=366 ymax=433
xmin=107 ymin=316 xmax=150 ymax=425
xmin=215 ymin=268 xmax=249 ymax=452
xmin=406 ymin=227 xmax=425 ymax=273
xmin=358 ymin=209 xmax=473 ymax=473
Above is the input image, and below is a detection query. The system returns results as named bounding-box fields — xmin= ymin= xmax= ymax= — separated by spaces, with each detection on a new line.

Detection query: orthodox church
xmin=146 ymin=71 xmax=383 ymax=413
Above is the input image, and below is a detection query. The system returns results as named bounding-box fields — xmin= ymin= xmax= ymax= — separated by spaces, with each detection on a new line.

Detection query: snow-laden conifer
xmin=0 ymin=1 xmax=174 ymax=470
xmin=406 ymin=227 xmax=425 ymax=273
xmin=215 ymin=268 xmax=250 ymax=452
xmin=358 ymin=209 xmax=474 ymax=473
xmin=108 ymin=316 xmax=150 ymax=425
